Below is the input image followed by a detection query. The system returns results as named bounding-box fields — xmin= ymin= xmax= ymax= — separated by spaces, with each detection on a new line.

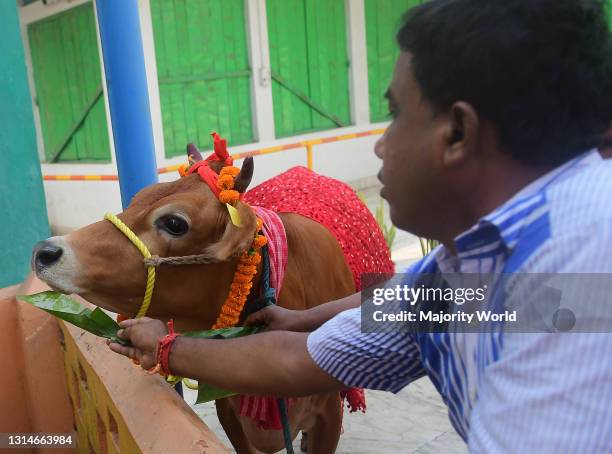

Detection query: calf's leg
xmin=215 ymin=399 xmax=260 ymax=454
xmin=306 ymin=394 xmax=343 ymax=454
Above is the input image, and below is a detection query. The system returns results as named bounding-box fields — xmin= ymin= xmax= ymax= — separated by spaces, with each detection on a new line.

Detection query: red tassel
xmin=210 ymin=132 xmax=232 ymax=165
xmin=340 ymin=388 xmax=366 ymax=413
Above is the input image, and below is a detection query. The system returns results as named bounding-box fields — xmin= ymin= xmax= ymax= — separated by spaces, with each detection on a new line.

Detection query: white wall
xmin=43 ymin=122 xmax=387 ymax=233
xmin=20 ymin=0 xmax=390 ymax=234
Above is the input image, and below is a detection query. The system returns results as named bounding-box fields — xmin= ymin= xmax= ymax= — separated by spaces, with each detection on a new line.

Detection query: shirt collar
xmin=441 ymin=149 xmax=603 ymax=261
xmin=484 ymin=149 xmax=602 ymax=224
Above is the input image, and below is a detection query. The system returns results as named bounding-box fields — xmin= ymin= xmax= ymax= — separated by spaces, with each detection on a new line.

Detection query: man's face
xmin=376 ymin=52 xmax=446 ymax=237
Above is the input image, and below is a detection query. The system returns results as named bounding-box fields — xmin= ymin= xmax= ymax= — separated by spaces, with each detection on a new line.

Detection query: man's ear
xmin=204 ymin=202 xmax=258 ymax=262
xmin=442 ymin=101 xmax=479 ymax=168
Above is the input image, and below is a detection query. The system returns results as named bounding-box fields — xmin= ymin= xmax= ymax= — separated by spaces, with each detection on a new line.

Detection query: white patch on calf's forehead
xmin=36 ymin=236 xmax=86 ymax=294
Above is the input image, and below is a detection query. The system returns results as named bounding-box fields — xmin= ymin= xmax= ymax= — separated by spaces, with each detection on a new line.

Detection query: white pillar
xmin=92 ymin=0 xmax=117 ymax=166
xmin=345 ymin=0 xmax=370 ymax=126
xmin=245 ymin=0 xmax=275 ymax=142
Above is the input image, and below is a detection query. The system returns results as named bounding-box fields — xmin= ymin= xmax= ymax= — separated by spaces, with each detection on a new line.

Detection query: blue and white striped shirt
xmin=308 ymin=150 xmax=612 ymax=452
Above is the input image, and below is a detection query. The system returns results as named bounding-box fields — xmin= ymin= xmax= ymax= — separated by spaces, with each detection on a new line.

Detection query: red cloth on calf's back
xmin=244 ymin=166 xmax=395 ymax=290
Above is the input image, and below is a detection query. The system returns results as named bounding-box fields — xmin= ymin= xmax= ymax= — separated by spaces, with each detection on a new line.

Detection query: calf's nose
xmin=33 ymin=240 xmax=64 ymax=270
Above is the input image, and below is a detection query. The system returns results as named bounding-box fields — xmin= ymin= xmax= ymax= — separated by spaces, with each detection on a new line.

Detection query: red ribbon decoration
xmin=187 ymin=132 xmax=234 ymax=197
xmin=208 ymin=132 xmax=233 ymax=166
xmin=188 ymin=161 xmax=221 ymax=197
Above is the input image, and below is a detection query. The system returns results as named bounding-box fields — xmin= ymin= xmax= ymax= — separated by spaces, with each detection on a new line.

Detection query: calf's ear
xmin=204 ymin=202 xmax=258 ymax=262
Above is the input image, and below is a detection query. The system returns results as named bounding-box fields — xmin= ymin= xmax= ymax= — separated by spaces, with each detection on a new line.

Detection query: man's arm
xmin=171 ymin=331 xmax=346 ymax=396
xmin=109 ymin=318 xmax=345 ymax=396
xmin=110 ymin=305 xmax=426 ymax=398
xmin=243 ymin=292 xmax=361 ymax=331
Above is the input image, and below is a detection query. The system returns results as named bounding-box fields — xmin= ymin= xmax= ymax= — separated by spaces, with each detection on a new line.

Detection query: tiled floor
xmin=186 ymin=183 xmax=466 ymax=453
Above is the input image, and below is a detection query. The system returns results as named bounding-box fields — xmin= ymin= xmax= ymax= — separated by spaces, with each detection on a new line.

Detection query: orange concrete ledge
xmin=1 ymin=275 xmax=228 ymax=453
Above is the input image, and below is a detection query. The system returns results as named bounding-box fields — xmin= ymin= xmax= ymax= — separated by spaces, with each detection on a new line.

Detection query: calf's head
xmin=32 ymin=145 xmax=257 ymax=329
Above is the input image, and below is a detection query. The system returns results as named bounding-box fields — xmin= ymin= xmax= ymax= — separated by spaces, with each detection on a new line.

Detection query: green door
xmin=365 ymin=0 xmax=421 ymax=122
xmin=150 ymin=0 xmax=253 ymax=157
xmin=267 ymin=0 xmax=351 ymax=137
xmin=28 ymin=2 xmax=110 ymax=162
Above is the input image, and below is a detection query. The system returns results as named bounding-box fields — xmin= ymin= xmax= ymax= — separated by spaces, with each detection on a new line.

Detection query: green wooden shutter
xmin=28 ymin=3 xmax=110 ymax=162
xmin=150 ymin=0 xmax=253 ymax=158
xmin=365 ymin=0 xmax=420 ymax=123
xmin=267 ymin=0 xmax=351 ymax=137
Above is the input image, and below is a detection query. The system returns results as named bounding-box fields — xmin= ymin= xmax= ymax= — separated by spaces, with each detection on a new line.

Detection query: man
xmin=110 ymin=0 xmax=612 ymax=450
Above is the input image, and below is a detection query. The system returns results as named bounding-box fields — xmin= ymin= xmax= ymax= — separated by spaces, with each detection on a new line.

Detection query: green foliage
xmin=356 ymin=190 xmax=366 ymax=204
xmin=19 ymin=291 xmax=263 ymax=404
xmin=418 ymin=238 xmax=439 ymax=257
xmin=19 ymin=291 xmax=129 ymax=345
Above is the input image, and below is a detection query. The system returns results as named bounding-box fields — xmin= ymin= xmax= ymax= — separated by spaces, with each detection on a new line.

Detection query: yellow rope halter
xmin=104 ymin=213 xmax=156 ymax=318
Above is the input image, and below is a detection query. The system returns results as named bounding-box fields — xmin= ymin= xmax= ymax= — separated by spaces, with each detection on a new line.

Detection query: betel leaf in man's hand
xmin=18 ymin=291 xmax=264 ymax=403
xmin=18 ymin=291 xmax=129 ymax=345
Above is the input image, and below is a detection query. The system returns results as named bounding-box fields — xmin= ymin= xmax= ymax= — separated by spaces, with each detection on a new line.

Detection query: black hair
xmin=397 ymin=0 xmax=612 ymax=166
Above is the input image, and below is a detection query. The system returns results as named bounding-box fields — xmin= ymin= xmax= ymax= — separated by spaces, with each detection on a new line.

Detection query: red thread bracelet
xmin=155 ymin=319 xmax=181 ymax=376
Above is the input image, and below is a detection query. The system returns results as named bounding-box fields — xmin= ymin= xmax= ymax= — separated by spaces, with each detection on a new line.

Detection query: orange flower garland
xmin=178 ymin=138 xmax=267 ymax=330
xmin=178 ymin=163 xmax=190 ymax=177
xmin=220 ymin=166 xmax=240 ymax=178
xmin=212 ymin=228 xmax=267 ymax=329
xmin=217 ymin=166 xmax=241 ymax=205
xmin=219 ymin=190 xmax=240 ymax=205
xmin=214 ymin=165 xmax=267 ymax=329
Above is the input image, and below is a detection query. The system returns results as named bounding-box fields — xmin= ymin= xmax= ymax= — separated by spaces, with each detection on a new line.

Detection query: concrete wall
xmin=0 ymin=276 xmax=229 ymax=452
xmin=0 ymin=1 xmax=50 ymax=286
xmin=42 ymin=124 xmax=385 ymax=233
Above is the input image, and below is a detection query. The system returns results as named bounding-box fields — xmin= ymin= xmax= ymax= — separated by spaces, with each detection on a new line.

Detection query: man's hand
xmin=244 ymin=305 xmax=312 ymax=331
xmin=244 ymin=293 xmax=362 ymax=332
xmin=108 ymin=317 xmax=167 ymax=369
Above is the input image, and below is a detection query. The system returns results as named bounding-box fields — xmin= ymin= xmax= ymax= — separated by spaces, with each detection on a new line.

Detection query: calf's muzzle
xmin=32 ymin=240 xmax=64 ymax=271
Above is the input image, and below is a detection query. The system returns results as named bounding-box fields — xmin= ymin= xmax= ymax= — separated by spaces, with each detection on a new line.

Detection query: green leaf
xmin=18 ymin=291 xmax=264 ymax=403
xmin=184 ymin=325 xmax=264 ymax=403
xmin=195 ymin=384 xmax=235 ymax=403
xmin=183 ymin=326 xmax=263 ymax=340
xmin=18 ymin=291 xmax=129 ymax=345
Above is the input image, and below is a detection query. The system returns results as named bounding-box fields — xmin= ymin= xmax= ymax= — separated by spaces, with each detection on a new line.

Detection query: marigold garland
xmin=217 ymin=174 xmax=235 ymax=190
xmin=220 ymin=166 xmax=240 ymax=177
xmin=219 ymin=190 xmax=240 ymax=205
xmin=217 ymin=166 xmax=241 ymax=205
xmin=212 ymin=225 xmax=268 ymax=329
xmin=178 ymin=135 xmax=268 ymax=330
xmin=178 ymin=163 xmax=190 ymax=177
xmin=237 ymin=264 xmax=257 ymax=275
xmin=252 ymin=235 xmax=267 ymax=249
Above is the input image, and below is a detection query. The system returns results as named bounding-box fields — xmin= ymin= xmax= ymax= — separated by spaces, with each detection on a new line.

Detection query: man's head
xmin=377 ymin=0 xmax=612 ymax=241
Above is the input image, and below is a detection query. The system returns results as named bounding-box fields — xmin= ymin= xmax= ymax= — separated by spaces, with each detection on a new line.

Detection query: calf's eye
xmin=157 ymin=214 xmax=189 ymax=237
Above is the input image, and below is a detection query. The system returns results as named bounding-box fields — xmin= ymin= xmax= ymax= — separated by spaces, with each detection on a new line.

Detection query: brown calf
xmin=32 ymin=149 xmax=356 ymax=453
